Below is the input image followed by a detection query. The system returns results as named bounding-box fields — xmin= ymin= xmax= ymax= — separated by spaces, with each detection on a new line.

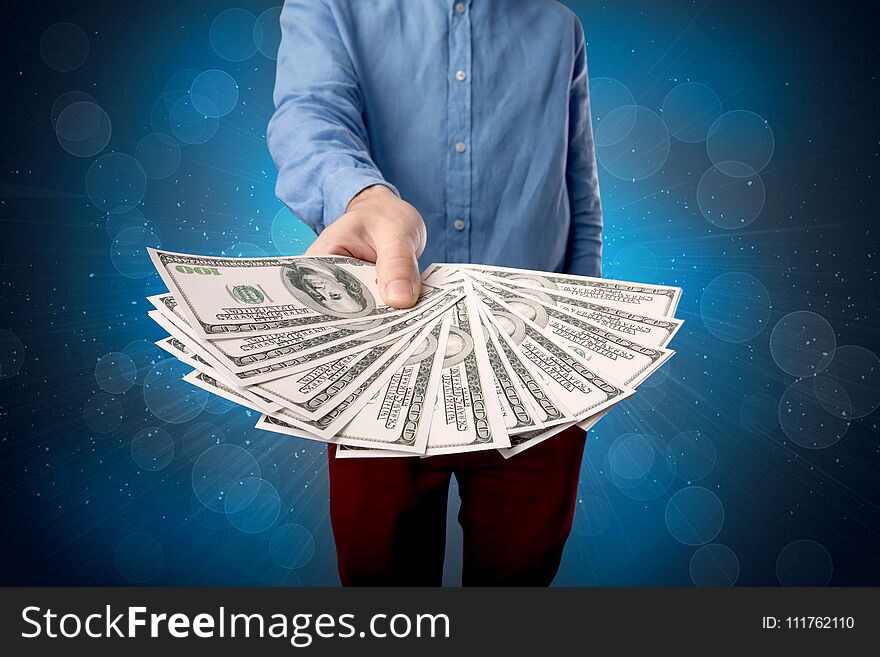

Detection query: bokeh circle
xmin=254 ymin=6 xmax=283 ymax=60
xmin=689 ymin=543 xmax=740 ymax=587
xmin=0 ymin=329 xmax=25 ymax=380
xmin=269 ymin=523 xmax=316 ymax=569
xmin=85 ymin=153 xmax=147 ymax=214
xmin=169 ymin=97 xmax=219 ymax=145
xmin=143 ymin=359 xmax=208 ymax=423
xmin=189 ymin=492 xmax=229 ymax=531
xmin=131 ymin=427 xmax=176 ymax=471
xmin=51 ymin=91 xmax=96 ymax=128
xmin=40 ymin=22 xmax=89 ymax=72
xmin=697 ymin=162 xmax=765 ymax=229
xmin=588 ymin=78 xmax=637 ymax=147
xmin=271 ymin=207 xmax=314 ymax=255
xmin=821 ymin=345 xmax=880 ymax=418
xmin=122 ymin=338 xmax=164 ymax=382
xmin=83 ymin=392 xmax=124 ymax=433
xmin=94 ymin=351 xmax=137 ymax=393
xmin=191 ymin=444 xmax=261 ymax=513
xmin=707 ymin=110 xmax=775 ymax=176
xmin=225 ymin=477 xmax=281 ymax=534
xmin=666 ymin=430 xmax=717 ymax=482
xmin=205 ymin=389 xmax=238 ymax=414
xmin=210 ymin=8 xmax=258 ymax=62
xmin=259 ymin=567 xmax=303 ymax=587
xmin=110 ymin=224 xmax=163 ymax=279
xmin=55 ymin=101 xmax=112 ymax=157
xmin=135 ymin=132 xmax=181 ymax=179
xmin=812 ymin=375 xmax=854 ymax=423
xmin=606 ymin=433 xmax=677 ymax=500
xmin=182 ymin=421 xmax=227 ymax=461
xmin=225 ymin=242 xmax=268 ymax=257
xmin=665 ymin=486 xmax=725 ymax=546
xmin=190 ymin=69 xmax=239 ymax=118
xmin=661 ymin=82 xmax=723 ymax=143
xmin=778 ymin=377 xmax=849 ymax=449
xmin=605 ymin=244 xmax=658 ymax=282
xmin=105 ymin=206 xmax=148 ymax=238
xmin=163 ymin=69 xmax=200 ymax=109
xmin=596 ymin=106 xmax=670 ymax=180
xmin=700 ymin=272 xmax=772 ymax=343
xmin=770 ymin=311 xmax=836 ymax=377
xmin=776 ymin=539 xmax=833 ymax=586
xmin=608 ymin=433 xmax=655 ymax=480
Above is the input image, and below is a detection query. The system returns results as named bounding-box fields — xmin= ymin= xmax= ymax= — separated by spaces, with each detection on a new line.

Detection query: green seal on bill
xmin=231 ymin=285 xmax=265 ymax=304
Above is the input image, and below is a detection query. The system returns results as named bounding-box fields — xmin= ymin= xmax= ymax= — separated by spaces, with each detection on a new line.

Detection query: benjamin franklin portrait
xmin=281 ymin=260 xmax=376 ymax=319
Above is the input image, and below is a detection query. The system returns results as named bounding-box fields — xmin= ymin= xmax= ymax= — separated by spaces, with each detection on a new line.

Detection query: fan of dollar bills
xmin=146 ymin=248 xmax=683 ymax=459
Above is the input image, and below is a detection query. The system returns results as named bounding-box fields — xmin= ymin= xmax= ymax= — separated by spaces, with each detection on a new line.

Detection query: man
xmin=268 ymin=0 xmax=602 ymax=586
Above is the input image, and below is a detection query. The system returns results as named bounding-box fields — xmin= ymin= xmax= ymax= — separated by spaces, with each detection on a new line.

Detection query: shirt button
xmin=455 ymin=69 xmax=467 ymax=81
xmin=454 ymin=141 xmax=466 ymax=153
xmin=454 ymin=2 xmax=466 ymax=14
xmin=453 ymin=219 xmax=466 ymax=231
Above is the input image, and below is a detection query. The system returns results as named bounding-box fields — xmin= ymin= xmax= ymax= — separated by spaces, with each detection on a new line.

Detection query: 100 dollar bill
xmin=473 ymin=280 xmax=675 ymax=388
xmin=475 ymin=288 xmax=635 ymax=422
xmin=430 ymin=263 xmax=682 ymax=317
xmin=148 ymin=289 xmax=462 ymax=384
xmin=424 ymin=283 xmax=510 ymax=454
xmin=148 ymin=248 xmax=441 ymax=339
xmin=468 ymin=273 xmax=682 ymax=348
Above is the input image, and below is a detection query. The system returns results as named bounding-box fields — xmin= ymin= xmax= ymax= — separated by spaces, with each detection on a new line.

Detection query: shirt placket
xmin=446 ymin=0 xmax=472 ymax=263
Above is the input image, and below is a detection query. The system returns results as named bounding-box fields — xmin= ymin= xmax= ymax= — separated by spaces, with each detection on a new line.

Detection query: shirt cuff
xmin=322 ymin=168 xmax=400 ymax=229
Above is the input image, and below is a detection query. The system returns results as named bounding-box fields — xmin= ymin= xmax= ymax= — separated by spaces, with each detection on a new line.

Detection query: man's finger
xmin=374 ymin=235 xmax=421 ymax=308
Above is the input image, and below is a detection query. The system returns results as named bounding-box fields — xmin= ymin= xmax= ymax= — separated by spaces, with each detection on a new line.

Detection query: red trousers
xmin=327 ymin=426 xmax=586 ymax=586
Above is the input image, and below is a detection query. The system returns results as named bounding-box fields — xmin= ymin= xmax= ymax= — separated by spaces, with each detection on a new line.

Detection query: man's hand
xmin=305 ymin=185 xmax=427 ymax=308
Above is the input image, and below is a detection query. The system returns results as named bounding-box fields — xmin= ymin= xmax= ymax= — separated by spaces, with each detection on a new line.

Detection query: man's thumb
xmin=374 ymin=235 xmax=421 ymax=309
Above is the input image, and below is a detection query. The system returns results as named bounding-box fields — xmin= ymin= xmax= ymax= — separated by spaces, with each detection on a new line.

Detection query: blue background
xmin=1 ymin=0 xmax=878 ymax=586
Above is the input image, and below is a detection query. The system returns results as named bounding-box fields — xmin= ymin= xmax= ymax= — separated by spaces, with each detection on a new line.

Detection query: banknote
xmin=182 ymin=369 xmax=276 ymax=415
xmin=472 ymin=279 xmax=675 ymax=388
xmin=327 ymin=312 xmax=451 ymax=453
xmin=149 ymin=287 xmax=463 ymax=385
xmin=147 ymin=253 xmax=683 ymax=458
xmin=332 ymin=294 xmax=511 ymax=456
xmin=155 ymin=308 xmax=436 ymax=423
xmin=481 ymin=316 xmax=545 ymax=434
xmin=250 ymin=329 xmax=424 ymax=420
xmin=423 ymin=284 xmax=510 ymax=454
xmin=499 ymin=411 xmax=608 ymax=458
xmin=475 ymin=300 xmax=566 ymax=434
xmin=257 ymin=318 xmax=444 ymax=441
xmin=467 ymin=272 xmax=682 ymax=348
xmin=148 ymin=248 xmax=442 ymax=339
xmin=430 ymin=263 xmax=682 ymax=317
xmin=474 ymin=287 xmax=635 ymax=422
xmin=156 ymin=336 xmax=282 ymax=414
xmin=147 ymin=289 xmax=460 ymax=381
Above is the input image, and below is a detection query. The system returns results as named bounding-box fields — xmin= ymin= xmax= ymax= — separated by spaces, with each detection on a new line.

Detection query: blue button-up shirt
xmin=268 ymin=0 xmax=602 ymax=277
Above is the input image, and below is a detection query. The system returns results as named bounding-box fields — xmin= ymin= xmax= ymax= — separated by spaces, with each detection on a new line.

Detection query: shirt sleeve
xmin=267 ymin=0 xmax=399 ymax=234
xmin=562 ymin=16 xmax=603 ymax=278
